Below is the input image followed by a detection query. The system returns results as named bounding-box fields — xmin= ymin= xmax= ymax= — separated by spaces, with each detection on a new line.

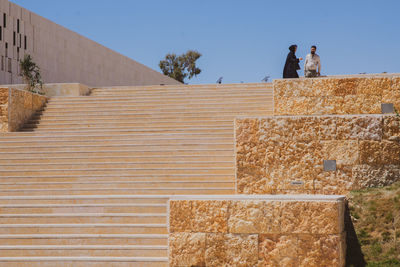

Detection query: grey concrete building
xmin=0 ymin=0 xmax=180 ymax=86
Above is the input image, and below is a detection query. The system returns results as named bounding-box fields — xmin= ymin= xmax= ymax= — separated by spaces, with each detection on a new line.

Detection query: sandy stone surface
xmin=169 ymin=198 xmax=345 ymax=266
xmin=169 ymin=232 xmax=206 ymax=267
xmin=274 ymin=76 xmax=400 ymax=115
xmin=228 ymin=200 xmax=281 ymax=234
xmin=0 ymin=88 xmax=9 ymax=132
xmin=236 ymin=115 xmax=400 ymax=195
xmin=206 ymin=233 xmax=258 ymax=267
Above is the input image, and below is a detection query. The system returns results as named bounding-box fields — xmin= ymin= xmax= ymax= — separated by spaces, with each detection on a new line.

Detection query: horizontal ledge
xmin=235 ymin=113 xmax=396 ymax=119
xmin=169 ymin=194 xmax=345 ymax=202
xmin=0 ymin=256 xmax=168 ymax=262
xmin=0 ymin=245 xmax=167 ymax=250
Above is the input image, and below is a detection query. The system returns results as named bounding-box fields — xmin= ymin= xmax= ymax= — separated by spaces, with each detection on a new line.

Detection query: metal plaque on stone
xmin=381 ymin=103 xmax=394 ymax=114
xmin=290 ymin=180 xmax=304 ymax=186
xmin=323 ymin=160 xmax=336 ymax=171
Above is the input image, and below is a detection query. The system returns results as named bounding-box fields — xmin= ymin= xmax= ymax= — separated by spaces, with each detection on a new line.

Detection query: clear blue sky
xmin=10 ymin=0 xmax=400 ymax=84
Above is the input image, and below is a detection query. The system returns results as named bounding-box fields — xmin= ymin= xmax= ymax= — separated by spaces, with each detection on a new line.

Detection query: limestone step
xmin=24 ymin=121 xmax=235 ymax=129
xmin=47 ymin=95 xmax=272 ymax=103
xmin=46 ymin=95 xmax=272 ymax=103
xmin=0 ymin=132 xmax=233 ymax=140
xmin=32 ymin=112 xmax=271 ymax=120
xmin=0 ymin=234 xmax=168 ymax=245
xmin=33 ymin=110 xmax=272 ymax=118
xmin=0 ymin=213 xmax=166 ymax=224
xmin=0 ymin=245 xmax=167 ymax=257
xmin=0 ymin=143 xmax=234 ymax=152
xmin=0 ymin=223 xmax=167 ymax=235
xmin=0 ymin=203 xmax=167 ymax=214
xmin=41 ymin=105 xmax=270 ymax=112
xmin=0 ymin=156 xmax=233 ymax=164
xmin=0 ymin=224 xmax=167 ymax=235
xmin=0 ymin=188 xmax=235 ymax=196
xmin=0 ymin=257 xmax=168 ymax=267
xmin=0 ymin=195 xmax=169 ymax=205
xmin=0 ymin=175 xmax=233 ymax=183
xmin=19 ymin=127 xmax=235 ymax=134
xmin=0 ymin=181 xmax=234 ymax=190
xmin=0 ymin=161 xmax=234 ymax=170
xmin=0 ymin=150 xmax=234 ymax=157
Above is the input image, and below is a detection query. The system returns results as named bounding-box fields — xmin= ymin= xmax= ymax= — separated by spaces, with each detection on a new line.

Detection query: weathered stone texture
xmin=206 ymin=233 xmax=258 ymax=267
xmin=0 ymin=88 xmax=9 ymax=132
xmin=2 ymin=88 xmax=48 ymax=132
xmin=169 ymin=198 xmax=345 ymax=267
xmin=169 ymin=233 xmax=206 ymax=267
xmin=236 ymin=115 xmax=400 ymax=195
xmin=274 ymin=76 xmax=400 ymax=115
xmin=228 ymin=201 xmax=281 ymax=234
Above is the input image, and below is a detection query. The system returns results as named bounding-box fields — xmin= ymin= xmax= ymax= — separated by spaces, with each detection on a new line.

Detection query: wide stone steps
xmin=0 ymin=175 xmax=233 ymax=184
xmin=0 ymin=83 xmax=272 ymax=264
xmin=0 ymin=246 xmax=168 ymax=257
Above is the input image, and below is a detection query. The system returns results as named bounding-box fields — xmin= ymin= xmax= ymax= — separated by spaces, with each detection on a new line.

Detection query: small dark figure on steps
xmin=283 ymin=44 xmax=302 ymax=78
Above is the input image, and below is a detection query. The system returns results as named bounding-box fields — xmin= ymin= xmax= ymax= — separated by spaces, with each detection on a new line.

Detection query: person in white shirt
xmin=304 ymin=45 xmax=321 ymax=78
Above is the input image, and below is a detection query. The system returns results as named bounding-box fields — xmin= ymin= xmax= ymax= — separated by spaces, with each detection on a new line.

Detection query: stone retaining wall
xmin=2 ymin=83 xmax=91 ymax=97
xmin=0 ymin=87 xmax=47 ymax=132
xmin=169 ymin=195 xmax=346 ymax=267
xmin=274 ymin=76 xmax=400 ymax=115
xmin=235 ymin=115 xmax=400 ymax=195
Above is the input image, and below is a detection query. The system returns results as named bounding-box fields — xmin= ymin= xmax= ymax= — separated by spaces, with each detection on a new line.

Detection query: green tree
xmin=159 ymin=50 xmax=201 ymax=83
xmin=20 ymin=54 xmax=43 ymax=94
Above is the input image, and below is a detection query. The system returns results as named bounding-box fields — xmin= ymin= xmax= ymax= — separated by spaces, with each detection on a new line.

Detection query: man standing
xmin=304 ymin=45 xmax=321 ymax=78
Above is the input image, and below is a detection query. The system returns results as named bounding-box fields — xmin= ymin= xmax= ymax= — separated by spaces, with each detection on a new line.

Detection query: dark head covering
xmin=283 ymin=45 xmax=300 ymax=78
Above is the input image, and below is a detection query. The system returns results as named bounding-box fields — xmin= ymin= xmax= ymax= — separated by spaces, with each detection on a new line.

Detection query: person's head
xmin=289 ymin=45 xmax=297 ymax=53
xmin=311 ymin=45 xmax=317 ymax=54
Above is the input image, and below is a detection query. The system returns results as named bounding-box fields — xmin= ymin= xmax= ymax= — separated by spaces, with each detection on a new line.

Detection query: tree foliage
xmin=159 ymin=50 xmax=201 ymax=83
xmin=20 ymin=54 xmax=43 ymax=94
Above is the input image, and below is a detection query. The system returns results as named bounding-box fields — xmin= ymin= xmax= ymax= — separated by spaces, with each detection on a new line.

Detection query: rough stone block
xmin=205 ymin=233 xmax=258 ymax=267
xmin=280 ymin=201 xmax=342 ymax=235
xmin=298 ymin=234 xmax=344 ymax=267
xmin=0 ymin=88 xmax=8 ymax=103
xmin=359 ymin=140 xmax=382 ymax=165
xmin=357 ymin=77 xmax=391 ymax=95
xmin=336 ymin=116 xmax=382 ymax=141
xmin=191 ymin=200 xmax=229 ymax=233
xmin=357 ymin=94 xmax=382 ymax=114
xmin=228 ymin=200 xmax=281 ymax=234
xmin=383 ymin=115 xmax=400 ymax=141
xmin=311 ymin=78 xmax=339 ymax=97
xmin=169 ymin=233 xmax=206 ymax=267
xmin=352 ymin=164 xmax=400 ymax=189
xmin=258 ymin=234 xmax=298 ymax=267
xmin=382 ymin=140 xmax=400 ymax=164
xmin=169 ymin=200 xmax=192 ymax=233
xmin=322 ymin=140 xmax=359 ymax=165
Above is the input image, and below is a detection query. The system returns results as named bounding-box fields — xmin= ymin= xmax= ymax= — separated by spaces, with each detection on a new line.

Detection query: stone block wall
xmin=235 ymin=115 xmax=400 ymax=195
xmin=274 ymin=76 xmax=400 ymax=115
xmin=3 ymin=83 xmax=91 ymax=97
xmin=169 ymin=195 xmax=346 ymax=267
xmin=0 ymin=87 xmax=47 ymax=132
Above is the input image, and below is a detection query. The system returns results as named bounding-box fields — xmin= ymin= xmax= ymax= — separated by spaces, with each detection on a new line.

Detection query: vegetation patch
xmin=348 ymin=181 xmax=400 ymax=266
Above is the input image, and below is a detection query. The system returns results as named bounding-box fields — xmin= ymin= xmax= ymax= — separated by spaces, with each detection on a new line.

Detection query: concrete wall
xmin=4 ymin=83 xmax=91 ymax=97
xmin=0 ymin=0 xmax=180 ymax=87
xmin=169 ymin=195 xmax=346 ymax=267
xmin=0 ymin=87 xmax=47 ymax=132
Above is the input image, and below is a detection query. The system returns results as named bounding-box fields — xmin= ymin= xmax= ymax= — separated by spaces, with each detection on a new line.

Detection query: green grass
xmin=348 ymin=181 xmax=400 ymax=265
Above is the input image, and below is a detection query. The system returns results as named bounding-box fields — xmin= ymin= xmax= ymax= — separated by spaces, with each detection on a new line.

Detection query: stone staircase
xmin=0 ymin=83 xmax=273 ymax=266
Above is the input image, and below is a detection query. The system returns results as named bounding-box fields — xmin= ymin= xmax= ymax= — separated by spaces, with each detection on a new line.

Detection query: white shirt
xmin=304 ymin=53 xmax=321 ymax=72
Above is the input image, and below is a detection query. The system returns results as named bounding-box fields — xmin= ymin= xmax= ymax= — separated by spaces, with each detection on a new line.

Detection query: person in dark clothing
xmin=283 ymin=45 xmax=303 ymax=78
